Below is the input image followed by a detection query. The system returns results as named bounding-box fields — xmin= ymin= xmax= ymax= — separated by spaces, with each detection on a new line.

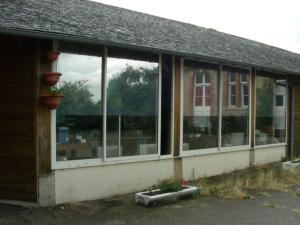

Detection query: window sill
xmin=224 ymin=106 xmax=249 ymax=110
xmin=254 ymin=143 xmax=287 ymax=149
xmin=180 ymin=146 xmax=250 ymax=157
xmin=52 ymin=154 xmax=173 ymax=170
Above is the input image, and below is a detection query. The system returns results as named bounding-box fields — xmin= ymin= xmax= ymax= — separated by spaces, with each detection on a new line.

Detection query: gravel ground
xmin=0 ymin=188 xmax=300 ymax=225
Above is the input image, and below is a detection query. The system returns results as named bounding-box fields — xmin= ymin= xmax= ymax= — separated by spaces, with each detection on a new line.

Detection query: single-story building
xmin=1 ymin=0 xmax=300 ymax=206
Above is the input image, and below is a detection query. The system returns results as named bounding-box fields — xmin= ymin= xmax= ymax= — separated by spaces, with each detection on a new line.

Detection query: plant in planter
xmin=156 ymin=178 xmax=182 ymax=193
xmin=282 ymin=158 xmax=300 ymax=170
xmin=46 ymin=51 xmax=60 ymax=62
xmin=135 ymin=178 xmax=198 ymax=206
xmin=40 ymin=87 xmax=64 ymax=110
xmin=42 ymin=72 xmax=62 ymax=86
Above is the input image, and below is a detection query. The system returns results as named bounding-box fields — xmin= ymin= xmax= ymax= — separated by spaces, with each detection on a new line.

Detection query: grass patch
xmin=196 ymin=164 xmax=300 ymax=199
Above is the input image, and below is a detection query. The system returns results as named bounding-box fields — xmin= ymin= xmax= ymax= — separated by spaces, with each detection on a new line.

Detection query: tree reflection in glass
xmin=256 ymin=75 xmax=286 ymax=145
xmin=56 ymin=53 xmax=102 ymax=161
xmin=106 ymin=57 xmax=159 ymax=157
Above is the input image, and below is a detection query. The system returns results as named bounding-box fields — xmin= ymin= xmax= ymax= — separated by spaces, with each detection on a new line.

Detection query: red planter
xmin=46 ymin=51 xmax=60 ymax=62
xmin=42 ymin=72 xmax=62 ymax=86
xmin=40 ymin=94 xmax=64 ymax=110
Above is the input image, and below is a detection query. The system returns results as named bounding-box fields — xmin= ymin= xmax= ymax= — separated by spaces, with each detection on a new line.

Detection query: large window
xmin=56 ymin=53 xmax=103 ymax=161
xmin=255 ymin=74 xmax=286 ymax=145
xmin=55 ymin=45 xmax=161 ymax=163
xmin=183 ymin=60 xmax=219 ymax=150
xmin=221 ymin=67 xmax=250 ymax=147
xmin=106 ymin=50 xmax=159 ymax=157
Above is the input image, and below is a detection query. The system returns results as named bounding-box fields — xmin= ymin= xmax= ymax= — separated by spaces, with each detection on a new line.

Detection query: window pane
xmin=183 ymin=61 xmax=218 ymax=150
xmin=205 ymin=74 xmax=210 ymax=83
xmin=222 ymin=70 xmax=249 ymax=147
xmin=241 ymin=74 xmax=247 ymax=82
xmin=231 ymin=85 xmax=236 ymax=95
xmin=276 ymin=95 xmax=284 ymax=106
xmin=56 ymin=53 xmax=102 ymax=161
xmin=243 ymin=85 xmax=249 ymax=95
xmin=244 ymin=95 xmax=249 ymax=106
xmin=106 ymin=53 xmax=159 ymax=157
xmin=195 ymin=97 xmax=203 ymax=106
xmin=230 ymin=96 xmax=236 ymax=106
xmin=229 ymin=73 xmax=235 ymax=82
xmin=195 ymin=73 xmax=203 ymax=84
xmin=205 ymin=96 xmax=210 ymax=106
xmin=205 ymin=86 xmax=211 ymax=96
xmin=196 ymin=87 xmax=203 ymax=97
xmin=242 ymin=85 xmax=249 ymax=106
xmin=256 ymin=75 xmax=286 ymax=145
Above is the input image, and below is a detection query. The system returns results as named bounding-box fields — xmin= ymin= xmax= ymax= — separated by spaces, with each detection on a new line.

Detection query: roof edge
xmin=0 ymin=26 xmax=299 ymax=76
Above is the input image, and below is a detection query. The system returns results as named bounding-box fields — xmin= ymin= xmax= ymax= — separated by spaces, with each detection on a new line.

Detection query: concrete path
xmin=0 ymin=190 xmax=300 ymax=225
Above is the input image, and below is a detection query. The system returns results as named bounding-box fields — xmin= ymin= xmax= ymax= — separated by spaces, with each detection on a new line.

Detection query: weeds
xmin=196 ymin=164 xmax=300 ymax=199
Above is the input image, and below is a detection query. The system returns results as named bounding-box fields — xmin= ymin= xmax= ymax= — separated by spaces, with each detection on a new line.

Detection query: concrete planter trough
xmin=135 ymin=185 xmax=198 ymax=206
xmin=282 ymin=160 xmax=300 ymax=170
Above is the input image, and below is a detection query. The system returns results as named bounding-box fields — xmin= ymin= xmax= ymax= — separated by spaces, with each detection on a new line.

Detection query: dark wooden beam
xmin=250 ymin=68 xmax=256 ymax=166
xmin=173 ymin=57 xmax=181 ymax=157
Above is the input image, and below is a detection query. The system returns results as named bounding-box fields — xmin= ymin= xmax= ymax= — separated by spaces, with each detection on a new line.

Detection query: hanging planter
xmin=40 ymin=87 xmax=64 ymax=110
xmin=42 ymin=72 xmax=62 ymax=86
xmin=46 ymin=51 xmax=60 ymax=62
xmin=40 ymin=94 xmax=64 ymax=110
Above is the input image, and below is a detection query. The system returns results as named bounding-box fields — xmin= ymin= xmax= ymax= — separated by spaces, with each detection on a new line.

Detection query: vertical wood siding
xmin=0 ymin=35 xmax=38 ymax=201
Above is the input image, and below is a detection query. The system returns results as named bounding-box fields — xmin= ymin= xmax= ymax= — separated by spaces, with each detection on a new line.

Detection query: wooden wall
xmin=0 ymin=35 xmax=39 ymax=201
xmin=37 ymin=41 xmax=52 ymax=175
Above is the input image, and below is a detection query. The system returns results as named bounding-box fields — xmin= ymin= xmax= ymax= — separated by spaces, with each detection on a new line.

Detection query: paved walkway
xmin=0 ymin=189 xmax=300 ymax=225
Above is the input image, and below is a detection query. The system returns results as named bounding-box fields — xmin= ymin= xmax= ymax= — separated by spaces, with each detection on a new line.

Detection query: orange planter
xmin=46 ymin=51 xmax=60 ymax=62
xmin=42 ymin=72 xmax=62 ymax=86
xmin=40 ymin=94 xmax=64 ymax=110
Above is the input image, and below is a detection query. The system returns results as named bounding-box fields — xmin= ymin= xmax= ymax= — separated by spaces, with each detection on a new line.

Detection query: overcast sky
xmin=92 ymin=0 xmax=300 ymax=54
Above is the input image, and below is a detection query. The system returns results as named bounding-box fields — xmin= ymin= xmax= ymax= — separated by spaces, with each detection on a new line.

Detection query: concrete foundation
xmin=54 ymin=159 xmax=174 ymax=204
xmin=182 ymin=150 xmax=250 ymax=179
xmin=254 ymin=145 xmax=286 ymax=165
xmin=38 ymin=146 xmax=286 ymax=205
xmin=38 ymin=173 xmax=56 ymax=206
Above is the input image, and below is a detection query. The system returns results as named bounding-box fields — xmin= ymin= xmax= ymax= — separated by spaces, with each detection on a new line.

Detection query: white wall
xmin=182 ymin=150 xmax=250 ymax=180
xmin=54 ymin=158 xmax=174 ymax=204
xmin=254 ymin=145 xmax=286 ymax=165
xmin=51 ymin=146 xmax=286 ymax=205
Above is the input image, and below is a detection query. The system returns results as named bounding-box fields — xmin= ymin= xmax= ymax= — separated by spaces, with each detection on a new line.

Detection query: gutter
xmin=0 ymin=26 xmax=299 ymax=76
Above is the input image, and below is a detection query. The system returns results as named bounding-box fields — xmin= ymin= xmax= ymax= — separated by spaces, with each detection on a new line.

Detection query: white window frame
xmin=51 ymin=46 xmax=166 ymax=169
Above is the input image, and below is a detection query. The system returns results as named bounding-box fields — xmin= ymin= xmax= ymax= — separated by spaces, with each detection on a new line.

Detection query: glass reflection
xmin=256 ymin=75 xmax=286 ymax=145
xmin=106 ymin=57 xmax=159 ymax=157
xmin=221 ymin=69 xmax=250 ymax=147
xmin=183 ymin=61 xmax=219 ymax=150
xmin=56 ymin=53 xmax=102 ymax=161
